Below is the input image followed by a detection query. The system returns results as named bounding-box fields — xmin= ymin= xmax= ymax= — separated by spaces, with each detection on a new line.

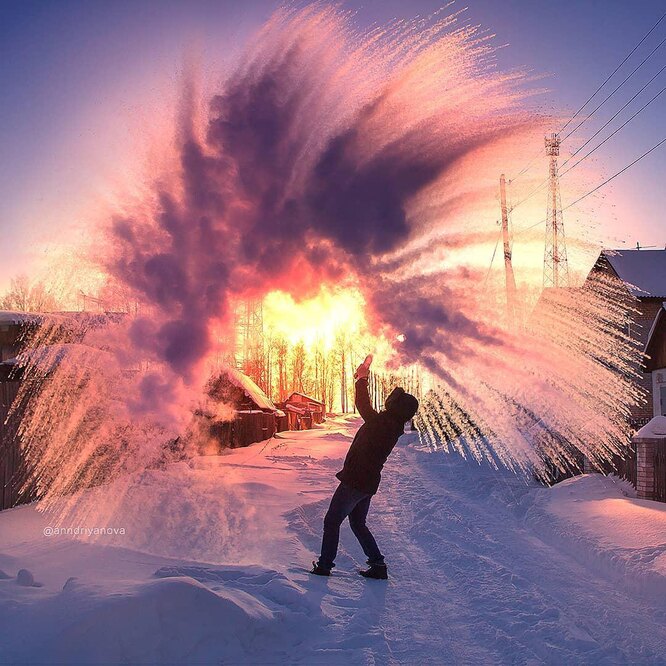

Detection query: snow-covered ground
xmin=1 ymin=415 xmax=665 ymax=664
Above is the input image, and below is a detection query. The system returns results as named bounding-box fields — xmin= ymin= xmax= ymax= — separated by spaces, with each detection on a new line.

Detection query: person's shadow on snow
xmin=286 ymin=498 xmax=388 ymax=624
xmin=357 ymin=569 xmax=388 ymax=617
xmin=302 ymin=556 xmax=388 ymax=612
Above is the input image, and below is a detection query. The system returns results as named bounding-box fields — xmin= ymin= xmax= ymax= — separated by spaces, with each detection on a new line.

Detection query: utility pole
xmin=543 ymin=133 xmax=569 ymax=288
xmin=499 ymin=174 xmax=518 ymax=328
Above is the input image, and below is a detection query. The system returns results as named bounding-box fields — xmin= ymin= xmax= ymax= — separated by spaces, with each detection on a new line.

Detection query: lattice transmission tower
xmin=234 ymin=299 xmax=265 ymax=386
xmin=543 ymin=133 xmax=569 ymax=288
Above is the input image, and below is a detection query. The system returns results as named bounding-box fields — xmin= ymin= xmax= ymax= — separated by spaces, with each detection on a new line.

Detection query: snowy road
xmin=1 ymin=416 xmax=665 ymax=664
xmin=286 ymin=434 xmax=666 ymax=665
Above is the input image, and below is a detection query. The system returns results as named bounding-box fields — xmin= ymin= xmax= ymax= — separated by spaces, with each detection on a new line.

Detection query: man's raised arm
xmin=355 ymin=377 xmax=378 ymax=422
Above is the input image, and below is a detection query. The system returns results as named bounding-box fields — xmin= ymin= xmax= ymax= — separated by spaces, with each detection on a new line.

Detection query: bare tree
xmin=275 ymin=336 xmax=288 ymax=401
xmin=335 ymin=332 xmax=356 ymax=413
xmin=1 ymin=275 xmax=60 ymax=312
xmin=290 ymin=342 xmax=306 ymax=394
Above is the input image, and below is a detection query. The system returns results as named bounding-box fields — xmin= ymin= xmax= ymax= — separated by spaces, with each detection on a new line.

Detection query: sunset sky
xmin=0 ymin=0 xmax=664 ymax=292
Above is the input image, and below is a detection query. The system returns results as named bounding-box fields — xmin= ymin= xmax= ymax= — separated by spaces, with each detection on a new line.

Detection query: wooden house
xmin=0 ymin=313 xmax=43 ymax=510
xmin=280 ymin=392 xmax=326 ymax=430
xmin=0 ymin=311 xmax=42 ymax=362
xmin=0 ymin=360 xmax=28 ymax=511
xmin=527 ymin=250 xmax=666 ymax=484
xmin=586 ymin=249 xmax=666 ymax=428
xmin=206 ymin=369 xmax=284 ymax=448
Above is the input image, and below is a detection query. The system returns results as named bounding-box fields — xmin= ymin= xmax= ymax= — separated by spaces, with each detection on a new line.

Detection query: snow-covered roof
xmin=13 ymin=343 xmax=112 ymax=375
xmin=600 ymin=249 xmax=666 ymax=298
xmin=635 ymin=416 xmax=666 ymax=438
xmin=286 ymin=392 xmax=325 ymax=407
xmin=284 ymin=403 xmax=307 ymax=415
xmin=226 ymin=369 xmax=277 ymax=412
xmin=0 ymin=311 xmax=43 ymax=326
xmin=0 ymin=311 xmax=125 ymax=329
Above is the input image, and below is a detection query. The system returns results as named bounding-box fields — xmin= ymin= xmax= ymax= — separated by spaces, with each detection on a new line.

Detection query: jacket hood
xmin=384 ymin=387 xmax=419 ymax=423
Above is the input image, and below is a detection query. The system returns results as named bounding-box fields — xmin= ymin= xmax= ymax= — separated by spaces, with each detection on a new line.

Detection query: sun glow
xmin=263 ymin=286 xmax=367 ymax=352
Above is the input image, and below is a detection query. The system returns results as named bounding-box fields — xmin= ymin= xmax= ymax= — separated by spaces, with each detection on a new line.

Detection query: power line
xmin=559 ymin=63 xmax=666 ymax=170
xmin=559 ymin=11 xmax=666 ymax=133
xmin=564 ymin=136 xmax=666 ymax=209
xmin=509 ymin=174 xmax=549 ymax=212
xmin=510 ymin=62 xmax=666 ymax=213
xmin=560 ymin=83 xmax=666 ymax=178
xmin=484 ymin=226 xmax=503 ymax=284
xmin=562 ymin=33 xmax=666 ymax=142
xmin=513 ymin=136 xmax=666 ymax=238
xmin=507 ymin=147 xmax=544 ymax=184
xmin=503 ymin=12 xmax=666 ymax=239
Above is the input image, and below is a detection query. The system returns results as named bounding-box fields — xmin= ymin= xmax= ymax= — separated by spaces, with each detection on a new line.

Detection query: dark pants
xmin=318 ymin=482 xmax=384 ymax=570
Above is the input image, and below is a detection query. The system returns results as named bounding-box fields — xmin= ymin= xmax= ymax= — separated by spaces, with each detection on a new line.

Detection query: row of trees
xmin=241 ymin=332 xmax=423 ymax=414
xmin=1 ymin=275 xmax=424 ymax=414
xmin=241 ymin=333 xmax=362 ymax=413
xmin=0 ymin=275 xmax=61 ymax=313
xmin=1 ymin=274 xmax=140 ymax=315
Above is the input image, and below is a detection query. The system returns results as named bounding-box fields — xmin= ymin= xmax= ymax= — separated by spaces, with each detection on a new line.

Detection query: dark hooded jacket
xmin=336 ymin=378 xmax=419 ymax=495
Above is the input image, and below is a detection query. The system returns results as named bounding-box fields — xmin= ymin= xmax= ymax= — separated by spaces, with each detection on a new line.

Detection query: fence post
xmin=632 ymin=416 xmax=666 ymax=501
xmin=634 ymin=438 xmax=658 ymax=500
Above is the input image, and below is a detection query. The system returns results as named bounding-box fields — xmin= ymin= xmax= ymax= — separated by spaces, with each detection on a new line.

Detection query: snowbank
xmin=0 ymin=417 xmax=357 ymax=664
xmin=527 ymin=473 xmax=666 ymax=602
xmin=1 ymin=416 xmax=665 ymax=664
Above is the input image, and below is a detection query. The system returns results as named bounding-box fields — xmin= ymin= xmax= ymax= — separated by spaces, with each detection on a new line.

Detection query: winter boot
xmin=310 ymin=561 xmax=331 ymax=576
xmin=359 ymin=563 xmax=388 ymax=580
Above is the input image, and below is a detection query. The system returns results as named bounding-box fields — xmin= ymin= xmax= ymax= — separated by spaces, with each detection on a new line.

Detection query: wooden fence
xmin=611 ymin=442 xmax=637 ymax=488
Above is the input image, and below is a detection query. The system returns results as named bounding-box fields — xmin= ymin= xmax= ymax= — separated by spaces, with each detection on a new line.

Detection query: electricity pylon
xmin=543 ymin=133 xmax=569 ymax=288
xmin=235 ymin=299 xmax=265 ymax=386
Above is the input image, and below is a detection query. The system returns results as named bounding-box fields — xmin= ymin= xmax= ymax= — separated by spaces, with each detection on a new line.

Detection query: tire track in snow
xmin=284 ymin=421 xmax=666 ymax=665
xmin=375 ymin=445 xmax=666 ymax=664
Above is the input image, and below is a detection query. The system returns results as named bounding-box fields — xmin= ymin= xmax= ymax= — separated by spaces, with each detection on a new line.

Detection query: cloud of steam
xmin=12 ymin=4 xmax=641 ymax=527
xmin=106 ymin=5 xmax=535 ymax=389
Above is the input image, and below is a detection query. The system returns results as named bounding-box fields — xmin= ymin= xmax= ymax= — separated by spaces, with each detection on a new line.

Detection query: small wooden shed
xmin=0 ymin=312 xmax=47 ymax=511
xmin=280 ymin=392 xmax=326 ymax=430
xmin=206 ymin=369 xmax=282 ymax=449
xmin=0 ymin=311 xmax=41 ymax=362
xmin=0 ymin=360 xmax=32 ymax=511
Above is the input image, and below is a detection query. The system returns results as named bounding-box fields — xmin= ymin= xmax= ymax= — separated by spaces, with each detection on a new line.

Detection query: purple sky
xmin=0 ymin=0 xmax=664 ymax=290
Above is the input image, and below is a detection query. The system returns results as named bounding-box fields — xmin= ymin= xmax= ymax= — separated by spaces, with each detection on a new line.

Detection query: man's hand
xmin=354 ymin=354 xmax=373 ymax=380
xmin=354 ymin=362 xmax=370 ymax=380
